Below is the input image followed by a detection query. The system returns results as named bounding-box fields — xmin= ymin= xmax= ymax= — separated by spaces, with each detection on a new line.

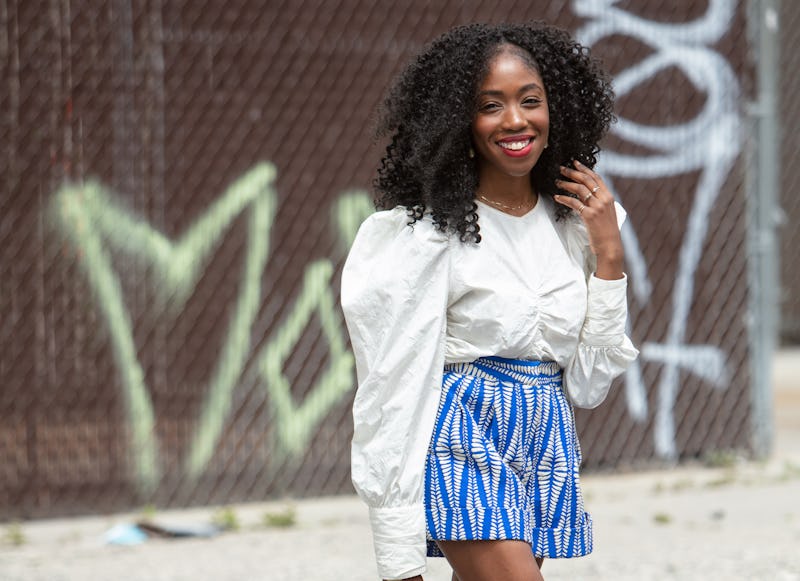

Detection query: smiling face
xmin=471 ymin=45 xmax=550 ymax=182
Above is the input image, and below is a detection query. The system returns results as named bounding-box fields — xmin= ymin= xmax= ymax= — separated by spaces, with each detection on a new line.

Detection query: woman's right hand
xmin=554 ymin=160 xmax=625 ymax=280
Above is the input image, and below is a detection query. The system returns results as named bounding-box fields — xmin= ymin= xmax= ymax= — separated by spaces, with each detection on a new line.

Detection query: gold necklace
xmin=477 ymin=193 xmax=534 ymax=212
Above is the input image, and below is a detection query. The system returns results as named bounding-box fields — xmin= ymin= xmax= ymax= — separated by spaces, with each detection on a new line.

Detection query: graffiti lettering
xmin=53 ymin=164 xmax=372 ymax=489
xmin=575 ymin=0 xmax=740 ymax=457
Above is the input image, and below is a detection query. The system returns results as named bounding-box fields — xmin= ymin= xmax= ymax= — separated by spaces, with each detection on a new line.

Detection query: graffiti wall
xmin=1 ymin=0 xmax=758 ymax=518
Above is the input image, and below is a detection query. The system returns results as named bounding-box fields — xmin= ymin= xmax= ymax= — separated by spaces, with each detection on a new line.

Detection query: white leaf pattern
xmin=425 ymin=358 xmax=592 ymax=557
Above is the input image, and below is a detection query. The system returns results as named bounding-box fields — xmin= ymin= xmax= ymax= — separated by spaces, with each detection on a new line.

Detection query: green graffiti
xmin=57 ymin=184 xmax=162 ymax=490
xmin=332 ymin=189 xmax=375 ymax=251
xmin=52 ymin=164 xmax=372 ymax=489
xmin=183 ymin=191 xmax=276 ymax=479
xmin=258 ymin=260 xmax=353 ymax=457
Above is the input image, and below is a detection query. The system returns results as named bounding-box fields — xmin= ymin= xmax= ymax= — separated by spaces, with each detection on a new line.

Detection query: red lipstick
xmin=497 ymin=135 xmax=534 ymax=158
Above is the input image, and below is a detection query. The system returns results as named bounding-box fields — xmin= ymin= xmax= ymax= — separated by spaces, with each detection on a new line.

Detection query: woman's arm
xmin=342 ymin=209 xmax=450 ymax=580
xmin=554 ymin=161 xmax=639 ymax=407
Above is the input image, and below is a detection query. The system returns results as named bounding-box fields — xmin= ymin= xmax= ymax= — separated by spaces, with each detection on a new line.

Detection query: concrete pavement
xmin=2 ymin=349 xmax=799 ymax=581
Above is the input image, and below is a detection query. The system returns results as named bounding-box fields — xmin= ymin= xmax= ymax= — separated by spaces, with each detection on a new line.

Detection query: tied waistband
xmin=444 ymin=356 xmax=561 ymax=385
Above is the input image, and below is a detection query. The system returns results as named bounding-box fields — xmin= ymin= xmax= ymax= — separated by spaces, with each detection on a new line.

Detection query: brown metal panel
xmin=0 ymin=0 xmax=757 ymax=518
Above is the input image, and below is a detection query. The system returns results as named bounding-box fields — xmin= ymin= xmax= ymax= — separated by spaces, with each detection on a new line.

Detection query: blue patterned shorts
xmin=425 ymin=356 xmax=592 ymax=559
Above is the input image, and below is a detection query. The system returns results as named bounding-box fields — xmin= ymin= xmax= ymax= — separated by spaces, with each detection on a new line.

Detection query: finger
xmin=572 ymin=159 xmax=597 ymax=176
xmin=564 ymin=161 xmax=603 ymax=187
xmin=560 ymin=170 xmax=609 ymax=206
xmin=563 ymin=160 xmax=598 ymax=177
xmin=553 ymin=194 xmax=590 ymax=216
xmin=555 ymin=179 xmax=596 ymax=203
xmin=572 ymin=161 xmax=612 ymax=202
xmin=560 ymin=164 xmax=598 ymax=194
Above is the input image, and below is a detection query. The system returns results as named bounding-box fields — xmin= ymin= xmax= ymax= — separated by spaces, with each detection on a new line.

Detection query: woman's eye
xmin=523 ymin=97 xmax=542 ymax=106
xmin=480 ymin=102 xmax=500 ymax=112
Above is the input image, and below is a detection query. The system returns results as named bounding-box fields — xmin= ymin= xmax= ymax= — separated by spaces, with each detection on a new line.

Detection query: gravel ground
xmin=2 ymin=350 xmax=799 ymax=581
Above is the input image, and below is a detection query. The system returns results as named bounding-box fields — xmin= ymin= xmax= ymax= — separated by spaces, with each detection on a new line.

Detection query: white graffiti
xmin=574 ymin=0 xmax=741 ymax=458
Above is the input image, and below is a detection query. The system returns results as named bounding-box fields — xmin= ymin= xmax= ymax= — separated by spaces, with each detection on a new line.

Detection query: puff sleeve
xmin=341 ymin=207 xmax=450 ymax=580
xmin=562 ymin=202 xmax=639 ymax=408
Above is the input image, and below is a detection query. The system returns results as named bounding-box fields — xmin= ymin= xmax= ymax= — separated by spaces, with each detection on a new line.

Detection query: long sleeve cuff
xmin=582 ymin=273 xmax=629 ymax=345
xmin=369 ymin=505 xmax=427 ymax=580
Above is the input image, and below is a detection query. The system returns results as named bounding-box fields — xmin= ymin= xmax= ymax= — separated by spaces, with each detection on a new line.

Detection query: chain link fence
xmin=780 ymin=0 xmax=800 ymax=343
xmin=1 ymin=0 xmax=767 ymax=519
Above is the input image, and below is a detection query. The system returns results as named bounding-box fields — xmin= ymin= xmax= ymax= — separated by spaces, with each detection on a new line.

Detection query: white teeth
xmin=498 ymin=139 xmax=531 ymax=151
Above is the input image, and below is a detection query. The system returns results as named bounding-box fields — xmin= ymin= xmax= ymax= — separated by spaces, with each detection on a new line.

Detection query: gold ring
xmin=582 ymin=193 xmax=592 ymax=202
xmin=591 ymin=186 xmax=600 ymax=193
xmin=578 ymin=204 xmax=586 ymax=215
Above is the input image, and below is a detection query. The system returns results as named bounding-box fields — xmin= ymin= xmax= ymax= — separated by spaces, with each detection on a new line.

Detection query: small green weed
xmin=653 ymin=512 xmax=672 ymax=525
xmin=703 ymin=449 xmax=739 ymax=469
xmin=211 ymin=506 xmax=240 ymax=531
xmin=5 ymin=522 xmax=26 ymax=546
xmin=262 ymin=505 xmax=297 ymax=529
xmin=139 ymin=504 xmax=158 ymax=522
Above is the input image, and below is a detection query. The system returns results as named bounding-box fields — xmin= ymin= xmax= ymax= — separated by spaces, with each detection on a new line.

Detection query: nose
xmin=501 ymin=104 xmax=526 ymax=130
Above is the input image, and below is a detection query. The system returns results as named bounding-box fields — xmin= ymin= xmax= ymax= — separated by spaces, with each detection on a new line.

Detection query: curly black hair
xmin=374 ymin=21 xmax=615 ymax=242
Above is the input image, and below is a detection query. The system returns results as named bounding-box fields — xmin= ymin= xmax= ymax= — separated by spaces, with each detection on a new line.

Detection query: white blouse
xmin=341 ymin=195 xmax=638 ymax=580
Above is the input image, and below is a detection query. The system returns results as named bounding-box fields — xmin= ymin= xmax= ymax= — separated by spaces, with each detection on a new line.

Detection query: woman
xmin=341 ymin=22 xmax=638 ymax=581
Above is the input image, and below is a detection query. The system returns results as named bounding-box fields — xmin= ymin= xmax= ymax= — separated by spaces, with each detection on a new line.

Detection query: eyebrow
xmin=478 ymin=83 xmax=543 ymax=98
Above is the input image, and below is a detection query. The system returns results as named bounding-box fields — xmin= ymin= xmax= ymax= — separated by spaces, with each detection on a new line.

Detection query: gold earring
xmin=469 ymin=147 xmax=475 ymax=159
